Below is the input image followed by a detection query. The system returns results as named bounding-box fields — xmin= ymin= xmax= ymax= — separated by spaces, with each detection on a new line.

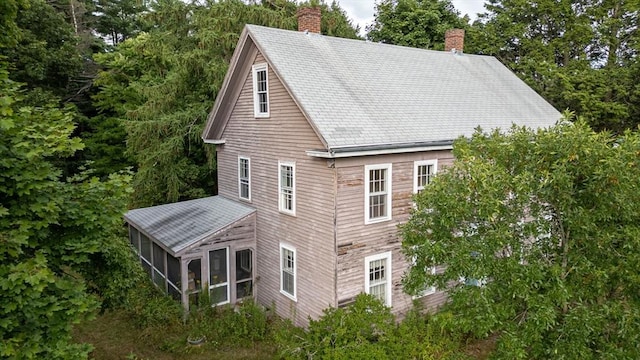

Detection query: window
xmin=278 ymin=161 xmax=296 ymax=215
xmin=414 ymin=160 xmax=437 ymax=194
xmin=236 ymin=249 xmax=253 ymax=299
xmin=365 ymin=164 xmax=392 ymax=224
xmin=365 ymin=252 xmax=392 ymax=306
xmin=128 ymin=226 xmax=139 ymax=253
xmin=238 ymin=156 xmax=251 ymax=201
xmin=209 ymin=248 xmax=229 ymax=305
xmin=280 ymin=244 xmax=296 ymax=300
xmin=252 ymin=63 xmax=269 ymax=117
xmin=414 ymin=264 xmax=436 ymax=298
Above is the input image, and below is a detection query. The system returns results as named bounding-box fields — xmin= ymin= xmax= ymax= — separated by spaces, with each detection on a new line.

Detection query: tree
xmin=0 ymin=67 xmax=133 ymax=359
xmin=402 ymin=120 xmax=640 ymax=358
xmin=93 ymin=0 xmax=359 ymax=207
xmin=366 ymin=0 xmax=467 ymax=49
xmin=469 ymin=0 xmax=640 ymax=132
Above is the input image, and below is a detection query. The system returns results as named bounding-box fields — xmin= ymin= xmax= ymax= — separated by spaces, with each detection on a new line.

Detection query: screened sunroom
xmin=124 ymin=196 xmax=256 ymax=309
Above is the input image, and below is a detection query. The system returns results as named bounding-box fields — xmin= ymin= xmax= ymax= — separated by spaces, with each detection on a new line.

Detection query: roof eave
xmin=306 ymin=140 xmax=455 ymax=158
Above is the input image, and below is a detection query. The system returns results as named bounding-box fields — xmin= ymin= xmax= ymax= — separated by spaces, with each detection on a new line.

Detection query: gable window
xmin=365 ymin=164 xmax=392 ymax=224
xmin=280 ymin=244 xmax=296 ymax=301
xmin=278 ymin=161 xmax=296 ymax=215
xmin=365 ymin=252 xmax=392 ymax=306
xmin=238 ymin=156 xmax=251 ymax=201
xmin=414 ymin=160 xmax=437 ymax=194
xmin=252 ymin=63 xmax=269 ymax=117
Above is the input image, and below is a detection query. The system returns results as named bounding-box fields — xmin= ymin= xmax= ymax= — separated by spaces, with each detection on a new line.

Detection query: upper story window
xmin=278 ymin=161 xmax=296 ymax=215
xmin=280 ymin=243 xmax=296 ymax=301
xmin=238 ymin=156 xmax=251 ymax=201
xmin=365 ymin=164 xmax=392 ymax=224
xmin=252 ymin=63 xmax=269 ymax=118
xmin=414 ymin=160 xmax=437 ymax=194
xmin=365 ymin=252 xmax=392 ymax=306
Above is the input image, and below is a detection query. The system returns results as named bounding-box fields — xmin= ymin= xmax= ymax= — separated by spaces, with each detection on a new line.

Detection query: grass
xmin=72 ymin=310 xmax=277 ymax=360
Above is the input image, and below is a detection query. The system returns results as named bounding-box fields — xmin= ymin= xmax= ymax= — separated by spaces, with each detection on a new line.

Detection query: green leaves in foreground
xmin=403 ymin=119 xmax=640 ymax=359
xmin=0 ymin=68 xmax=133 ymax=359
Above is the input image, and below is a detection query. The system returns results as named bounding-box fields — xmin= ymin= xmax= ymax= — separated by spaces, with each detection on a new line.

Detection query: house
xmin=125 ymin=7 xmax=560 ymax=326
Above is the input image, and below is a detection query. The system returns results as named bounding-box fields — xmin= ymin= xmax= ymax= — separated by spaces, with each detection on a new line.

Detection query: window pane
xmin=141 ymin=260 xmax=151 ymax=276
xmin=152 ymin=243 xmax=165 ymax=273
xmin=188 ymin=259 xmax=201 ymax=292
xmin=236 ymin=280 xmax=253 ymax=298
xmin=281 ymin=248 xmax=295 ymax=296
xmin=140 ymin=234 xmax=151 ymax=261
xmin=236 ymin=249 xmax=252 ymax=281
xmin=129 ymin=227 xmax=139 ymax=252
xmin=153 ymin=269 xmax=165 ymax=291
xmin=210 ymin=285 xmax=228 ymax=304
xmin=167 ymin=254 xmax=180 ymax=286
xmin=209 ymin=248 xmax=228 ymax=285
xmin=168 ymin=283 xmax=181 ymax=301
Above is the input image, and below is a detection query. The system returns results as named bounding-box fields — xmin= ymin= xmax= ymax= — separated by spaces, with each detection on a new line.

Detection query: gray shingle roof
xmin=124 ymin=196 xmax=255 ymax=255
xmin=246 ymin=25 xmax=561 ymax=150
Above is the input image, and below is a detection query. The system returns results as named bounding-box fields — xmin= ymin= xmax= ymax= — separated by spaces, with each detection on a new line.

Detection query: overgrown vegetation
xmin=76 ymin=290 xmax=490 ymax=359
xmin=403 ymin=118 xmax=640 ymax=358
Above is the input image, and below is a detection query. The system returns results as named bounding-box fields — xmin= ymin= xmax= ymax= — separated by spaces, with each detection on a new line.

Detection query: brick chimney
xmin=297 ymin=7 xmax=321 ymax=34
xmin=444 ymin=29 xmax=465 ymax=53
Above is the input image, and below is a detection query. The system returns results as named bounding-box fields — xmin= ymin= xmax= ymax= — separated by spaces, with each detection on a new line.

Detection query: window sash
xmin=280 ymin=245 xmax=296 ymax=300
xmin=365 ymin=164 xmax=391 ymax=223
xmin=279 ymin=162 xmax=295 ymax=215
xmin=364 ymin=252 xmax=392 ymax=306
xmin=414 ymin=160 xmax=437 ymax=194
xmin=253 ymin=64 xmax=269 ymax=117
xmin=239 ymin=157 xmax=250 ymax=200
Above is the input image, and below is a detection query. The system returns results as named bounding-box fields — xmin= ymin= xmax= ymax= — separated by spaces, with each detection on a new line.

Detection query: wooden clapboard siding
xmin=216 ymin=51 xmax=336 ymax=326
xmin=335 ymin=151 xmax=454 ymax=316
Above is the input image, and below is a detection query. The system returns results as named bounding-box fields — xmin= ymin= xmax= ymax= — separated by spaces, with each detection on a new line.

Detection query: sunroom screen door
xmin=209 ymin=248 xmax=229 ymax=305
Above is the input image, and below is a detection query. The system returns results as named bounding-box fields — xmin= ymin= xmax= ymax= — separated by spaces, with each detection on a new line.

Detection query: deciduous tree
xmin=402 ymin=120 xmax=640 ymax=358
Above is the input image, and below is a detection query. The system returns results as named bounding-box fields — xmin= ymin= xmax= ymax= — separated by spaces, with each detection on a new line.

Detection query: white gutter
xmin=306 ymin=144 xmax=453 ymax=158
xmin=203 ymin=139 xmax=225 ymax=145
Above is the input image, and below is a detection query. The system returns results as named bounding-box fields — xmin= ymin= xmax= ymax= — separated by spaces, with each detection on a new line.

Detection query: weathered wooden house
xmin=125 ymin=8 xmax=560 ymax=326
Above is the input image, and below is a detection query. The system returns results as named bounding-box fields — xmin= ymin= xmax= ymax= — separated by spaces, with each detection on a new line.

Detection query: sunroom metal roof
xmin=124 ymin=196 xmax=255 ymax=255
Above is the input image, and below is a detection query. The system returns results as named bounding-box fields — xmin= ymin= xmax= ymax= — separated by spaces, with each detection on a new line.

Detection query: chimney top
xmin=444 ymin=29 xmax=465 ymax=53
xmin=297 ymin=7 xmax=321 ymax=34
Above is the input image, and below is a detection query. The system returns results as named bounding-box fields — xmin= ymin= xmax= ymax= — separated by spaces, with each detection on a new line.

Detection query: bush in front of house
xmin=276 ymin=293 xmax=467 ymax=360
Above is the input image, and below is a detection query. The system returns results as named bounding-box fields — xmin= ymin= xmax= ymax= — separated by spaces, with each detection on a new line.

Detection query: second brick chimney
xmin=444 ymin=29 xmax=465 ymax=53
xmin=297 ymin=7 xmax=321 ymax=34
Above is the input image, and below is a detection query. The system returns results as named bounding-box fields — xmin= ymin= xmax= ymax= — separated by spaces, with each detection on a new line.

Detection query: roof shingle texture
xmin=246 ymin=25 xmax=561 ymax=150
xmin=124 ymin=196 xmax=255 ymax=255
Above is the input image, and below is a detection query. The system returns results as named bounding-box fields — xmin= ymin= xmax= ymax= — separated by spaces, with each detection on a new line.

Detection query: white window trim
xmin=364 ymin=251 xmax=392 ymax=307
xmin=413 ymin=159 xmax=438 ymax=194
xmin=278 ymin=161 xmax=296 ymax=216
xmin=238 ymin=156 xmax=251 ymax=201
xmin=364 ymin=163 xmax=392 ymax=224
xmin=252 ymin=63 xmax=269 ymax=118
xmin=279 ymin=243 xmax=297 ymax=301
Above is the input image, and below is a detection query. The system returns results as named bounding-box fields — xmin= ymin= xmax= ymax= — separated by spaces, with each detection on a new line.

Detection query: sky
xmin=336 ymin=0 xmax=487 ymax=34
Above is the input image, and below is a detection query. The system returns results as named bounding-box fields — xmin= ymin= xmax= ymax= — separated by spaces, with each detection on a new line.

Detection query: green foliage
xmin=469 ymin=0 xmax=640 ymax=132
xmin=402 ymin=119 xmax=640 ymax=358
xmin=0 ymin=68 xmax=133 ymax=359
xmin=93 ymin=0 xmax=358 ymax=206
xmin=276 ymin=294 xmax=466 ymax=359
xmin=367 ymin=0 xmax=466 ymax=49
xmin=0 ymin=0 xmax=83 ymax=97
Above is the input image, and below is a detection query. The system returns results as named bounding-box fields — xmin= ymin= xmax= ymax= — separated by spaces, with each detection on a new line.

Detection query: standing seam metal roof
xmin=245 ymin=25 xmax=561 ymax=150
xmin=124 ymin=196 xmax=255 ymax=255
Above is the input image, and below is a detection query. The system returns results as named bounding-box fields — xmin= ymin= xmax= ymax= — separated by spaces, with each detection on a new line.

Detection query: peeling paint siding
xmin=216 ymin=52 xmax=336 ymax=327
